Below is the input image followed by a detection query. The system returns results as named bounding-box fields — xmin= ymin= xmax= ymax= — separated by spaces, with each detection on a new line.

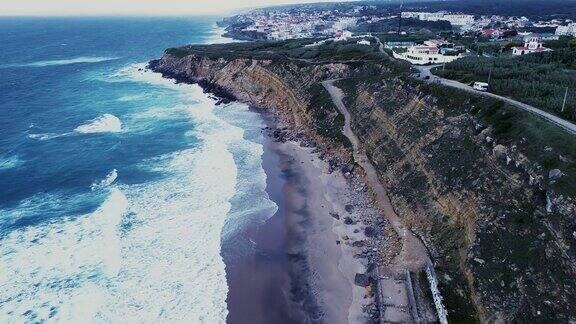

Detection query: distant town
xmin=220 ymin=2 xmax=575 ymax=65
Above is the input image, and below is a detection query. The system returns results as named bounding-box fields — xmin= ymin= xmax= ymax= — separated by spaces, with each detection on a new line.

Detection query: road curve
xmin=415 ymin=65 xmax=576 ymax=135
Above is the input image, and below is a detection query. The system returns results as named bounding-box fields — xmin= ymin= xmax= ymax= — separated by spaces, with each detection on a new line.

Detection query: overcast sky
xmin=0 ymin=0 xmax=355 ymax=16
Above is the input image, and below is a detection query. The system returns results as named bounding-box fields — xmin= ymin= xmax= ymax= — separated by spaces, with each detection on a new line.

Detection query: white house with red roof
xmin=393 ymin=39 xmax=464 ymax=65
xmin=512 ymin=36 xmax=552 ymax=55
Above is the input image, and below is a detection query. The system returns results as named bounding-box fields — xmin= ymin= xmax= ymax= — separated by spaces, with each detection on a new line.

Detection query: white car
xmin=473 ymin=82 xmax=489 ymax=91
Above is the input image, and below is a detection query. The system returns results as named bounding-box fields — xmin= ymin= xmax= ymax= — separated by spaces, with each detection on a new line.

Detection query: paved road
xmin=415 ymin=65 xmax=576 ymax=135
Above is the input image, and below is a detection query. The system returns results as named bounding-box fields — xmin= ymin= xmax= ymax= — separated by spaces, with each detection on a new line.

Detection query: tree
xmin=569 ymin=38 xmax=576 ymax=48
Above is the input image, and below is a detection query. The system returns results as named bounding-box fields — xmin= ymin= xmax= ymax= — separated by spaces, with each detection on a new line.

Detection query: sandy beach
xmin=224 ymin=110 xmax=386 ymax=323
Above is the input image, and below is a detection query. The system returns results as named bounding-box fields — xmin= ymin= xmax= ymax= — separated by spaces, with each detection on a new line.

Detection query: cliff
xmin=150 ymin=39 xmax=576 ymax=322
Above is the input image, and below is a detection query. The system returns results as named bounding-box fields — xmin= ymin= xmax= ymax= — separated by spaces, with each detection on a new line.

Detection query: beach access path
xmin=322 ymin=80 xmax=433 ymax=323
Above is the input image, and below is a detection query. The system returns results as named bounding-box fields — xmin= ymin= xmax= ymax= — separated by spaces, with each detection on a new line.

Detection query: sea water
xmin=0 ymin=17 xmax=276 ymax=322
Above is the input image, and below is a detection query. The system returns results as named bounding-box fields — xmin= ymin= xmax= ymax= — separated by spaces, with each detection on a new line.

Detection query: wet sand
xmin=223 ymin=111 xmax=377 ymax=323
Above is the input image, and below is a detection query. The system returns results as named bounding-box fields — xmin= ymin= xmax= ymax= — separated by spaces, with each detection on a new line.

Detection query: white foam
xmin=91 ymin=169 xmax=118 ymax=190
xmin=0 ymin=188 xmax=127 ymax=322
xmin=74 ymin=114 xmax=123 ymax=134
xmin=3 ymin=56 xmax=118 ymax=68
xmin=27 ymin=132 xmax=69 ymax=141
xmin=0 ymin=63 xmax=276 ymax=323
xmin=0 ymin=155 xmax=22 ymax=170
xmin=117 ymin=94 xmax=149 ymax=102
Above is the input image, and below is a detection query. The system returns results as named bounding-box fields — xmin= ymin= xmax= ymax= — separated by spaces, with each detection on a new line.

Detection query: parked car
xmin=473 ymin=82 xmax=489 ymax=91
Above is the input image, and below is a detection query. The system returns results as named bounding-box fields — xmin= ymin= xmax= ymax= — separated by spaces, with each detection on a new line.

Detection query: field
xmin=434 ymin=40 xmax=576 ymax=121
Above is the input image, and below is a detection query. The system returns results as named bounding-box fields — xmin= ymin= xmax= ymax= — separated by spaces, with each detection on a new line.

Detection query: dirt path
xmin=322 ymin=79 xmax=439 ymax=323
xmin=322 ymin=80 xmax=430 ymax=272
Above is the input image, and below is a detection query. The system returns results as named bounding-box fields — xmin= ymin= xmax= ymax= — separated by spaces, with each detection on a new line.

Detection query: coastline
xmin=145 ymin=61 xmax=386 ymax=322
xmin=148 ymin=28 xmax=392 ymax=322
xmin=224 ymin=108 xmax=386 ymax=323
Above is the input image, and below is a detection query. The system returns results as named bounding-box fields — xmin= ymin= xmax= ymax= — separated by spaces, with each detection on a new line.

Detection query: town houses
xmin=393 ymin=39 xmax=466 ymax=65
xmin=401 ymin=11 xmax=475 ymax=26
xmin=511 ymin=36 xmax=552 ymax=55
xmin=556 ymin=23 xmax=576 ymax=37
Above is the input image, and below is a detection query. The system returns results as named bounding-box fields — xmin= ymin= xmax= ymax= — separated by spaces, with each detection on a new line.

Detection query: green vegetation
xmin=166 ymin=38 xmax=387 ymax=63
xmin=420 ymin=83 xmax=576 ymax=196
xmin=307 ymin=83 xmax=351 ymax=146
xmin=434 ymin=45 xmax=576 ymax=121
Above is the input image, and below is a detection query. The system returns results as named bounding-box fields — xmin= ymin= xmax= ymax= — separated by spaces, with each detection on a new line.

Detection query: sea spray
xmin=91 ymin=169 xmax=118 ymax=190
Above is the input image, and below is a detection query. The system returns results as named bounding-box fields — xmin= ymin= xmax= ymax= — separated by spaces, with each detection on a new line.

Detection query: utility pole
xmin=398 ymin=1 xmax=403 ymax=35
xmin=488 ymin=66 xmax=492 ymax=85
xmin=561 ymin=87 xmax=568 ymax=113
xmin=442 ymin=60 xmax=446 ymax=72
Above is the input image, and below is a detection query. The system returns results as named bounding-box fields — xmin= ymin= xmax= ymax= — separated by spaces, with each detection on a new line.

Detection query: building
xmin=393 ymin=41 xmax=463 ymax=65
xmin=482 ymin=28 xmax=504 ymax=38
xmin=511 ymin=36 xmax=552 ymax=55
xmin=384 ymin=41 xmax=416 ymax=49
xmin=556 ymin=23 xmax=576 ymax=37
xmin=401 ymin=11 xmax=474 ymax=26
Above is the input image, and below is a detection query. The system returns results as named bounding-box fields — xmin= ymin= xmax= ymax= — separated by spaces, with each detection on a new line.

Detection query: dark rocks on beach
xmin=345 ymin=204 xmax=354 ymax=213
xmin=364 ymin=226 xmax=377 ymax=238
xmin=329 ymin=212 xmax=340 ymax=220
xmin=354 ymin=273 xmax=373 ymax=287
xmin=352 ymin=240 xmax=366 ymax=247
xmin=366 ymin=262 xmax=376 ymax=272
xmin=344 ymin=217 xmax=354 ymax=225
xmin=328 ymin=158 xmax=340 ymax=173
xmin=341 ymin=164 xmax=354 ymax=174
xmin=271 ymin=129 xmax=288 ymax=143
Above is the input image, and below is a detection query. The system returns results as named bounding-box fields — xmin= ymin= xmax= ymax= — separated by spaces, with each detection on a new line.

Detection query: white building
xmin=401 ymin=11 xmax=474 ymax=26
xmin=393 ymin=44 xmax=462 ymax=65
xmin=556 ymin=23 xmax=576 ymax=37
xmin=511 ymin=37 xmax=552 ymax=55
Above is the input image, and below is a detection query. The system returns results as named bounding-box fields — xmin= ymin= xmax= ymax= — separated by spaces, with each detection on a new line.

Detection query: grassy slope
xmin=434 ymin=43 xmax=576 ymax=122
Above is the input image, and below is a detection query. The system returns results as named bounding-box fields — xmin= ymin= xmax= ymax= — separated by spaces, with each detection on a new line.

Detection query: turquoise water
xmin=0 ymin=17 xmax=276 ymax=322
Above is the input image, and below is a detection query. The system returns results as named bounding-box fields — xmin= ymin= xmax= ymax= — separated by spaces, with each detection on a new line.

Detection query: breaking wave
xmin=2 ymin=56 xmax=118 ymax=68
xmin=74 ymin=114 xmax=123 ymax=134
xmin=91 ymin=169 xmax=118 ymax=190
xmin=0 ymin=65 xmax=276 ymax=322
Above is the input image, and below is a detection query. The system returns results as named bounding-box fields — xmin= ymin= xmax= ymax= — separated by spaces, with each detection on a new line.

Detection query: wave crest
xmin=91 ymin=169 xmax=118 ymax=190
xmin=3 ymin=56 xmax=118 ymax=68
xmin=75 ymin=114 xmax=122 ymax=134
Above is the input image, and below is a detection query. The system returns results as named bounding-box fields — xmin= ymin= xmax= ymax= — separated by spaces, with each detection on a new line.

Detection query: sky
xmin=0 ymin=0 xmax=354 ymax=16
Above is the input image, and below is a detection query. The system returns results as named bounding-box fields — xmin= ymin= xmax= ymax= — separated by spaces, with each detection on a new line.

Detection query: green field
xmin=434 ymin=39 xmax=576 ymax=121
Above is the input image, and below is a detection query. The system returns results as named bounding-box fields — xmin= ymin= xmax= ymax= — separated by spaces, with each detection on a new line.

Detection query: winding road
xmin=415 ymin=65 xmax=576 ymax=135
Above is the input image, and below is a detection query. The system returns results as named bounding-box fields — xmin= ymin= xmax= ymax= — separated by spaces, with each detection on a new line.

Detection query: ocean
xmin=0 ymin=17 xmax=277 ymax=322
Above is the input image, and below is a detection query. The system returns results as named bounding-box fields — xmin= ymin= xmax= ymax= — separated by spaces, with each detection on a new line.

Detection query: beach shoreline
xmin=222 ymin=106 xmax=387 ymax=323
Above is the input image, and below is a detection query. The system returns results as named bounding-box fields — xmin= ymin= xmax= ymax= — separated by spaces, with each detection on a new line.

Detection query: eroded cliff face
xmin=150 ymin=54 xmax=354 ymax=153
xmin=339 ymin=78 xmax=576 ymax=322
xmin=150 ymin=52 xmax=576 ymax=322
